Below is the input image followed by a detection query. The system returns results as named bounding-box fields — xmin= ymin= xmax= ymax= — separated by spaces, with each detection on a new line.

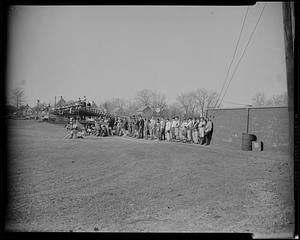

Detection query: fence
xmin=207 ymin=106 xmax=290 ymax=153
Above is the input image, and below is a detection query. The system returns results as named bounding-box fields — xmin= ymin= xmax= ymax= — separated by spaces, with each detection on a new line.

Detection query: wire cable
xmin=212 ymin=6 xmax=250 ymax=111
xmin=212 ymin=3 xmax=267 ymax=118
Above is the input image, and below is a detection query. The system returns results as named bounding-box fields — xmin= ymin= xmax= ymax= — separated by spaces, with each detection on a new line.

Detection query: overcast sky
xmin=7 ymin=3 xmax=287 ymax=107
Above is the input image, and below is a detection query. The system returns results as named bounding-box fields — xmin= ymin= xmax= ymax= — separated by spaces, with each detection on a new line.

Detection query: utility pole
xmin=282 ymin=3 xmax=296 ymax=238
xmin=282 ymin=2 xmax=294 ymax=150
xmin=282 ymin=3 xmax=294 ymax=154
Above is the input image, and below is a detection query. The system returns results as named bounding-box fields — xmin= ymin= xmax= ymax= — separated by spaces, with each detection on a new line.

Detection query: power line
xmin=213 ymin=6 xmax=250 ymax=110
xmin=213 ymin=3 xmax=267 ymax=118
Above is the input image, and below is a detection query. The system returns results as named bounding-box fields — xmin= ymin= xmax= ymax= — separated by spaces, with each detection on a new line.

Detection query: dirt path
xmin=5 ymin=120 xmax=294 ymax=237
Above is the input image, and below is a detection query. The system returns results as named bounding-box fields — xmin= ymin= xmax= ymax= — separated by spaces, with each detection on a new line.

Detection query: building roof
xmin=56 ymin=96 xmax=66 ymax=107
xmin=136 ymin=106 xmax=152 ymax=112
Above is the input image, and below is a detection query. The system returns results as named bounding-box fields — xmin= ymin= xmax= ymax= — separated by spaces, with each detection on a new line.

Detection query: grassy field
xmin=5 ymin=120 xmax=294 ymax=237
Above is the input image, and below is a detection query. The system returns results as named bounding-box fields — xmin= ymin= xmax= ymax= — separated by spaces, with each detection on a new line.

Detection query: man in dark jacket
xmin=138 ymin=115 xmax=144 ymax=139
xmin=204 ymin=117 xmax=214 ymax=145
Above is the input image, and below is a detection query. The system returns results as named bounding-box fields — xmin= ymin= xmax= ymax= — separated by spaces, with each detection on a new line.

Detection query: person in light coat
xmin=192 ymin=117 xmax=199 ymax=144
xmin=150 ymin=116 xmax=156 ymax=139
xmin=186 ymin=118 xmax=193 ymax=143
xmin=180 ymin=119 xmax=187 ymax=142
xmin=174 ymin=116 xmax=180 ymax=141
xmin=165 ymin=118 xmax=172 ymax=141
xmin=170 ymin=117 xmax=176 ymax=141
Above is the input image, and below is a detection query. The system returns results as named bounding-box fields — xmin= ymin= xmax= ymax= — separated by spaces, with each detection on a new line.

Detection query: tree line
xmin=7 ymin=87 xmax=288 ymax=118
xmin=100 ymin=88 xmax=220 ymax=118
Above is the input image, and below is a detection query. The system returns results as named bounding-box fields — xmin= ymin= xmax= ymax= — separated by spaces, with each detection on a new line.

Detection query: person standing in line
xmin=111 ymin=117 xmax=115 ymax=136
xmin=174 ymin=116 xmax=180 ymax=141
xmin=114 ymin=118 xmax=118 ymax=136
xmin=150 ymin=116 xmax=156 ymax=140
xmin=104 ymin=117 xmax=109 ymax=136
xmin=192 ymin=117 xmax=200 ymax=144
xmin=199 ymin=117 xmax=206 ymax=145
xmin=124 ymin=118 xmax=129 ymax=136
xmin=170 ymin=117 xmax=176 ymax=141
xmin=128 ymin=117 xmax=131 ymax=137
xmin=132 ymin=117 xmax=136 ymax=137
xmin=156 ymin=118 xmax=161 ymax=140
xmin=87 ymin=101 xmax=91 ymax=111
xmin=143 ymin=118 xmax=147 ymax=139
xmin=135 ymin=117 xmax=139 ymax=138
xmin=186 ymin=117 xmax=193 ymax=143
xmin=118 ymin=119 xmax=123 ymax=136
xmin=138 ymin=115 xmax=144 ymax=139
xmin=204 ymin=117 xmax=213 ymax=145
xmin=180 ymin=118 xmax=188 ymax=142
xmin=160 ymin=117 xmax=166 ymax=141
xmin=147 ymin=119 xmax=151 ymax=139
xmin=165 ymin=118 xmax=171 ymax=141
xmin=83 ymin=96 xmax=87 ymax=109
xmin=144 ymin=119 xmax=149 ymax=139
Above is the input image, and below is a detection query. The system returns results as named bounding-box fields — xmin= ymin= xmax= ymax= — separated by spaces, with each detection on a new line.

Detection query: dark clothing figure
xmin=204 ymin=120 xmax=213 ymax=145
xmin=138 ymin=119 xmax=144 ymax=139
xmin=135 ymin=120 xmax=139 ymax=137
xmin=160 ymin=128 xmax=166 ymax=141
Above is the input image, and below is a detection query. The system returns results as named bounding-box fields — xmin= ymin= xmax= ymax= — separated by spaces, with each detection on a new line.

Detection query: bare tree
xmin=134 ymin=89 xmax=152 ymax=107
xmin=123 ymin=99 xmax=139 ymax=116
xmin=101 ymin=100 xmax=115 ymax=113
xmin=192 ymin=88 xmax=218 ymax=117
xmin=150 ymin=91 xmax=168 ymax=116
xmin=176 ymin=92 xmax=197 ymax=118
xmin=9 ymin=87 xmax=26 ymax=111
xmin=252 ymin=92 xmax=268 ymax=106
xmin=168 ymin=102 xmax=183 ymax=118
xmin=252 ymin=92 xmax=288 ymax=106
xmin=271 ymin=92 xmax=288 ymax=106
xmin=112 ymin=98 xmax=126 ymax=110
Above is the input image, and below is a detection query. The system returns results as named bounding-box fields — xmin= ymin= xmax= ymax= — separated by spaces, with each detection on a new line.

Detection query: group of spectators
xmin=55 ymin=96 xmax=101 ymax=115
xmin=62 ymin=97 xmax=214 ymax=145
xmin=82 ymin=115 xmax=214 ymax=145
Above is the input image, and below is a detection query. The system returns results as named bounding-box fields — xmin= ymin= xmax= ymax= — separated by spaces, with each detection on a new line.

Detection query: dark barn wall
xmin=248 ymin=107 xmax=289 ymax=152
xmin=208 ymin=108 xmax=247 ymax=149
xmin=208 ymin=106 xmax=289 ymax=152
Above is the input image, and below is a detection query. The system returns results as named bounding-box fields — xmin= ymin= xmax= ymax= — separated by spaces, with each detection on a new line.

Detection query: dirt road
xmin=5 ymin=120 xmax=294 ymax=237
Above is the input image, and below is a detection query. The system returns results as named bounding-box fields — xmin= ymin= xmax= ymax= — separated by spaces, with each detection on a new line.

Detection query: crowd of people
xmin=55 ymin=96 xmax=100 ymax=114
xmin=67 ymin=114 xmax=214 ymax=146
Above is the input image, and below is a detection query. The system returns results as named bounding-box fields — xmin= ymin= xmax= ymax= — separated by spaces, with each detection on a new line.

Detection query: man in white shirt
xmin=174 ymin=116 xmax=180 ymax=141
xmin=165 ymin=118 xmax=172 ymax=141
xmin=150 ymin=116 xmax=156 ymax=140
xmin=170 ymin=117 xmax=176 ymax=141
xmin=180 ymin=119 xmax=188 ymax=142
xmin=192 ymin=118 xmax=200 ymax=144
xmin=186 ymin=118 xmax=193 ymax=143
xmin=160 ymin=118 xmax=166 ymax=141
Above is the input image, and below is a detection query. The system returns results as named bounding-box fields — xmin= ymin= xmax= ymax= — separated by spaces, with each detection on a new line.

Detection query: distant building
xmin=66 ymin=100 xmax=75 ymax=105
xmin=22 ymin=104 xmax=33 ymax=117
xmin=56 ymin=96 xmax=66 ymax=108
xmin=136 ymin=106 xmax=152 ymax=118
xmin=91 ymin=101 xmax=98 ymax=109
xmin=112 ymin=107 xmax=125 ymax=116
